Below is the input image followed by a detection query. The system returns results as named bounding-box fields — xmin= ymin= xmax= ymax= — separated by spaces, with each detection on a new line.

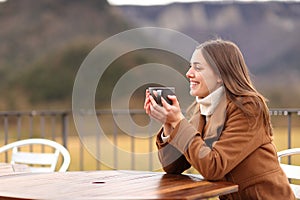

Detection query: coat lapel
xmin=188 ymin=104 xmax=206 ymax=134
xmin=203 ymin=93 xmax=227 ymax=149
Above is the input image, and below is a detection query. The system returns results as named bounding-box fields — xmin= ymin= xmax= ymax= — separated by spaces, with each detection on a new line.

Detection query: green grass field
xmin=1 ymin=120 xmax=299 ymax=172
xmin=64 ymin=126 xmax=300 ymax=171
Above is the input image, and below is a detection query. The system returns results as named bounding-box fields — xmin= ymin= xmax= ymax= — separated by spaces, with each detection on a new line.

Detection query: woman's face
xmin=186 ymin=49 xmax=220 ymax=98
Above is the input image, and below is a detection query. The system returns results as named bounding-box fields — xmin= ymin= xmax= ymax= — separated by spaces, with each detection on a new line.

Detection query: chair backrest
xmin=278 ymin=148 xmax=300 ymax=199
xmin=0 ymin=138 xmax=71 ymax=172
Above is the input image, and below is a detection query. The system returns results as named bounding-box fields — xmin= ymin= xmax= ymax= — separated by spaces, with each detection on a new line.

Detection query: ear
xmin=217 ymin=77 xmax=223 ymax=84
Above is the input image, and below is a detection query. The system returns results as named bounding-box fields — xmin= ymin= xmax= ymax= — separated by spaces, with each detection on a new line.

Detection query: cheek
xmin=192 ymin=75 xmax=210 ymax=97
xmin=198 ymin=84 xmax=209 ymax=98
xmin=200 ymin=72 xmax=219 ymax=92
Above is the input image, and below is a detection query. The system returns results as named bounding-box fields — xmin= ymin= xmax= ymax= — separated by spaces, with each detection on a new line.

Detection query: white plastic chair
xmin=278 ymin=148 xmax=300 ymax=199
xmin=0 ymin=138 xmax=71 ymax=172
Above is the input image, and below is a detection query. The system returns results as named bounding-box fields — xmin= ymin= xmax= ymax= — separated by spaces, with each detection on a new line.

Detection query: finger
xmin=149 ymin=99 xmax=164 ymax=114
xmin=145 ymin=89 xmax=150 ymax=97
xmin=149 ymin=104 xmax=160 ymax=118
xmin=149 ymin=94 xmax=158 ymax=106
xmin=161 ymin=97 xmax=171 ymax=110
xmin=144 ymin=96 xmax=151 ymax=109
xmin=144 ymin=90 xmax=148 ymax=108
xmin=167 ymin=95 xmax=178 ymax=106
xmin=144 ymin=90 xmax=152 ymax=109
xmin=149 ymin=104 xmax=166 ymax=123
xmin=144 ymin=96 xmax=149 ymax=109
xmin=145 ymin=103 xmax=151 ymax=114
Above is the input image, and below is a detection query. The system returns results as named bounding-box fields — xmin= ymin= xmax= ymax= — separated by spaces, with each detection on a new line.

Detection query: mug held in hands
xmin=148 ymin=87 xmax=175 ymax=106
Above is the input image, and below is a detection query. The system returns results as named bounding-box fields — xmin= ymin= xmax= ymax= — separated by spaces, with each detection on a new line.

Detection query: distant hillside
xmin=115 ymin=2 xmax=300 ymax=107
xmin=0 ymin=0 xmax=128 ymax=69
xmin=0 ymin=0 xmax=299 ymax=110
xmin=0 ymin=0 xmax=131 ymax=110
xmin=116 ymin=2 xmax=300 ymax=73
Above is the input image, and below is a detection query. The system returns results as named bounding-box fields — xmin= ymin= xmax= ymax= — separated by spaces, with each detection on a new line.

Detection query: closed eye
xmin=190 ymin=64 xmax=203 ymax=72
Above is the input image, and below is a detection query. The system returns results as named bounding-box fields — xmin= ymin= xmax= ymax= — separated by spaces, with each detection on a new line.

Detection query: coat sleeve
xmin=156 ymin=128 xmax=192 ymax=174
xmin=163 ymin=101 xmax=270 ymax=180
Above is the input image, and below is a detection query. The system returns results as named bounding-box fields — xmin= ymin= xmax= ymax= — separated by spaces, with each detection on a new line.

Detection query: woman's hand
xmin=144 ymin=89 xmax=184 ymax=128
xmin=144 ymin=89 xmax=153 ymax=115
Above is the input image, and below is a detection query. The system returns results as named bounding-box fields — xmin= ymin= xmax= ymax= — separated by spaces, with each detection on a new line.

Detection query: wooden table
xmin=0 ymin=170 xmax=238 ymax=200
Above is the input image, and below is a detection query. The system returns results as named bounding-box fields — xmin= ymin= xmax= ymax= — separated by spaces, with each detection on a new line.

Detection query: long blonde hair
xmin=190 ymin=39 xmax=272 ymax=135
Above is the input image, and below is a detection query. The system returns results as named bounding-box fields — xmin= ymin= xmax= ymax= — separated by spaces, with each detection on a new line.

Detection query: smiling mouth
xmin=190 ymin=81 xmax=199 ymax=88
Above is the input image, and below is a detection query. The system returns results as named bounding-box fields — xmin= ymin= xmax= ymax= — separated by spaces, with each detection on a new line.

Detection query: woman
xmin=144 ymin=39 xmax=295 ymax=199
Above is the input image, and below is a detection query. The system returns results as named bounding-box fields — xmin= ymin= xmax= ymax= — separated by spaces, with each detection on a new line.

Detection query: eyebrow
xmin=190 ymin=62 xmax=203 ymax=65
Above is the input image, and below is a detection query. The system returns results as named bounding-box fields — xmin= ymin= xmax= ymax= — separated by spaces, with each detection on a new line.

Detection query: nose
xmin=186 ymin=67 xmax=195 ymax=78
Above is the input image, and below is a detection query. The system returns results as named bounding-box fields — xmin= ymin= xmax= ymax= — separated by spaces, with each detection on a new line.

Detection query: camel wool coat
xmin=156 ymin=97 xmax=295 ymax=199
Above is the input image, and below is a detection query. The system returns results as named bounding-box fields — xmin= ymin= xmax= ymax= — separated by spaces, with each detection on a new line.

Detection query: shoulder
xmin=226 ymin=96 xmax=263 ymax=117
xmin=225 ymin=96 xmax=267 ymax=131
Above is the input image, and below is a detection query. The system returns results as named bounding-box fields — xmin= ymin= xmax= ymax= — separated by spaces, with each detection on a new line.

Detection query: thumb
xmin=167 ymin=95 xmax=178 ymax=106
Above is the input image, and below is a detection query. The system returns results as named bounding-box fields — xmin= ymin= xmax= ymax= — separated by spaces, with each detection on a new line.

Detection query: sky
xmin=107 ymin=0 xmax=298 ymax=6
xmin=0 ymin=0 xmax=297 ymax=4
xmin=107 ymin=0 xmax=208 ymax=6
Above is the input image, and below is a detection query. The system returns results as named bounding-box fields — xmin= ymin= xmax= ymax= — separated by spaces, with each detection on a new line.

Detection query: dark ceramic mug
xmin=148 ymin=87 xmax=175 ymax=106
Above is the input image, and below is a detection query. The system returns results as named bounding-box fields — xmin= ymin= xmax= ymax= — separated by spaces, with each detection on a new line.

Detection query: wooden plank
xmin=0 ymin=170 xmax=238 ymax=200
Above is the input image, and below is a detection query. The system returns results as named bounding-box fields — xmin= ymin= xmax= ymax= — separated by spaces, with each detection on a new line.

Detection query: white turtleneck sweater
xmin=196 ymin=86 xmax=225 ymax=117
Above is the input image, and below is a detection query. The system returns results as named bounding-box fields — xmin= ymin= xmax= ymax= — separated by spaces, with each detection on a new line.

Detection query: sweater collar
xmin=196 ymin=86 xmax=225 ymax=116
